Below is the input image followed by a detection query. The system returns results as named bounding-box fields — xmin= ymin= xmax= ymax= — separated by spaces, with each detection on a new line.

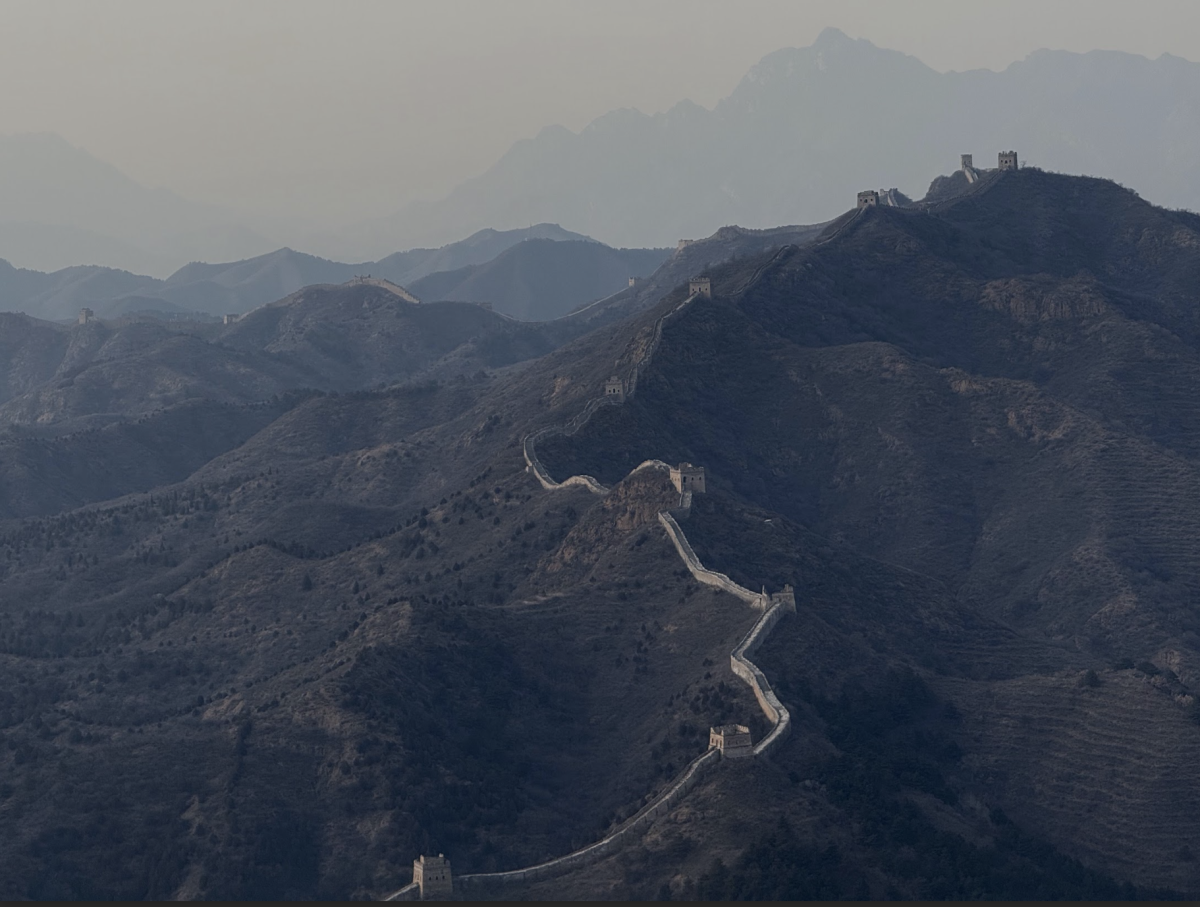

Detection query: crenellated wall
xmin=657 ymin=512 xmax=765 ymax=609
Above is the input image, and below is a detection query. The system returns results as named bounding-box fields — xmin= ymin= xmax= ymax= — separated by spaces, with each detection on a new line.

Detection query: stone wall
xmin=408 ymin=283 xmax=795 ymax=898
xmin=657 ymin=512 xmax=764 ymax=609
xmin=457 ymin=748 xmax=722 ymax=891
xmin=383 ymin=881 xmax=419 ymax=901
xmin=730 ymin=601 xmax=793 ymax=756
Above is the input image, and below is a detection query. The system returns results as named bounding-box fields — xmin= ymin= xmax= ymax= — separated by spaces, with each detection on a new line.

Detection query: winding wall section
xmin=386 ymin=281 xmax=800 ymax=900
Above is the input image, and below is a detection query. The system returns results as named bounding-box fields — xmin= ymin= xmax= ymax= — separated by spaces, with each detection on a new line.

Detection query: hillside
xmin=537 ymin=166 xmax=1200 ymax=894
xmin=0 ymin=284 xmax=559 ymax=437
xmin=408 ymin=240 xmax=669 ymax=320
xmin=2 ymin=167 xmax=1200 ymax=900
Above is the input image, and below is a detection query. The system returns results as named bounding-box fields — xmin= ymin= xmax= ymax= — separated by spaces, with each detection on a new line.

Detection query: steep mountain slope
xmin=536 ymin=167 xmax=1200 ymax=894
xmin=408 ymin=240 xmax=669 ymax=320
xmin=365 ymin=28 xmax=1200 ymax=252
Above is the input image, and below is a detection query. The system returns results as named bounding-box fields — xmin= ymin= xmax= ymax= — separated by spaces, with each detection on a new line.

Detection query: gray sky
xmin=4 ymin=0 xmax=1200 ymax=226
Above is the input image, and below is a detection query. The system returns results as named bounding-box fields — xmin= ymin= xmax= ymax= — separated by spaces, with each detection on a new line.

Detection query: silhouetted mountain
xmin=408 ymin=239 xmax=669 ymax=320
xmin=372 ymin=224 xmax=595 ymax=286
xmin=362 ymin=28 xmax=1200 ymax=251
xmin=0 ymin=133 xmax=275 ymax=275
xmin=0 ymin=224 xmax=633 ymax=322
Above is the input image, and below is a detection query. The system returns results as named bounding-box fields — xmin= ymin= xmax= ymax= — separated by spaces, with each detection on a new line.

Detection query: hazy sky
xmin=4 ymin=0 xmax=1200 ymax=225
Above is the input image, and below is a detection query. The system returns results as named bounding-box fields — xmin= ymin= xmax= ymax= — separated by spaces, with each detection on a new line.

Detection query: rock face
xmin=5 ymin=167 xmax=1200 ymax=900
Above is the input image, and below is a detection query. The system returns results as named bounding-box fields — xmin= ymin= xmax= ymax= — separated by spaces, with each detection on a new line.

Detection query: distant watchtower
xmin=710 ymin=724 xmax=753 ymax=758
xmin=670 ymin=463 xmax=705 ymax=495
xmin=856 ymin=190 xmax=879 ymax=208
xmin=78 ymin=308 xmax=94 ymax=325
xmin=689 ymin=277 xmax=712 ymax=298
xmin=413 ymin=854 xmax=452 ymax=899
xmin=998 ymin=150 xmax=1019 ymax=171
xmin=960 ymin=154 xmax=973 ymax=171
xmin=628 ymin=276 xmax=643 ymax=288
xmin=222 ymin=313 xmax=239 ymax=325
xmin=604 ymin=376 xmax=626 ymax=401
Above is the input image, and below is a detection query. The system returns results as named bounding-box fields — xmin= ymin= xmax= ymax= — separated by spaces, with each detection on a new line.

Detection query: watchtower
xmin=856 ymin=190 xmax=879 ymax=208
xmin=670 ymin=463 xmax=705 ymax=494
xmin=628 ymin=276 xmax=643 ymax=288
xmin=78 ymin=308 xmax=94 ymax=325
xmin=688 ymin=277 xmax=712 ymax=298
xmin=998 ymin=150 xmax=1019 ymax=171
xmin=770 ymin=584 xmax=797 ymax=613
xmin=709 ymin=724 xmax=753 ymax=758
xmin=960 ymin=154 xmax=973 ymax=171
xmin=604 ymin=376 xmax=626 ymax=401
xmin=413 ymin=853 xmax=453 ymax=899
xmin=222 ymin=313 xmax=239 ymax=325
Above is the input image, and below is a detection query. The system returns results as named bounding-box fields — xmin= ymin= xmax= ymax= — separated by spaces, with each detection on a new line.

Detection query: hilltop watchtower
xmin=670 ymin=463 xmax=705 ymax=495
xmin=710 ymin=724 xmax=753 ymax=758
xmin=961 ymin=154 xmax=973 ymax=171
xmin=78 ymin=308 xmax=94 ymax=325
xmin=689 ymin=277 xmax=712 ymax=298
xmin=856 ymin=190 xmax=879 ymax=208
xmin=413 ymin=853 xmax=452 ymax=899
xmin=998 ymin=150 xmax=1019 ymax=171
xmin=604 ymin=376 xmax=626 ymax=401
xmin=770 ymin=584 xmax=797 ymax=613
xmin=222 ymin=313 xmax=239 ymax=325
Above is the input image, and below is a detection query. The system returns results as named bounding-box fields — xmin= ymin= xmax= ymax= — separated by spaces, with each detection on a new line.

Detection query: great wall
xmin=387 ymin=283 xmax=797 ymax=900
xmin=389 ymin=152 xmax=1021 ymax=898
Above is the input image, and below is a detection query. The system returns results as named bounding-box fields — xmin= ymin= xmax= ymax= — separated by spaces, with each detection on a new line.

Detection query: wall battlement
xmin=856 ymin=190 xmax=879 ymax=208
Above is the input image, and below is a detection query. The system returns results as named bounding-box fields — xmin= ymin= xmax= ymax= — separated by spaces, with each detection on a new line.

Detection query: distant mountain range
xmin=9 ymin=29 xmax=1200 ymax=272
xmin=408 ymin=240 xmax=669 ymax=321
xmin=0 ymin=224 xmax=665 ymax=323
xmin=332 ymin=27 xmax=1200 ymax=255
xmin=0 ymin=133 xmax=276 ymax=275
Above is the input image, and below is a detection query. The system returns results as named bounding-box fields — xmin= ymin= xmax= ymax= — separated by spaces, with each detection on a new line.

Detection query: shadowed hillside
xmin=538 ymin=167 xmax=1200 ymax=895
xmin=1 ymin=167 xmax=1199 ymax=899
